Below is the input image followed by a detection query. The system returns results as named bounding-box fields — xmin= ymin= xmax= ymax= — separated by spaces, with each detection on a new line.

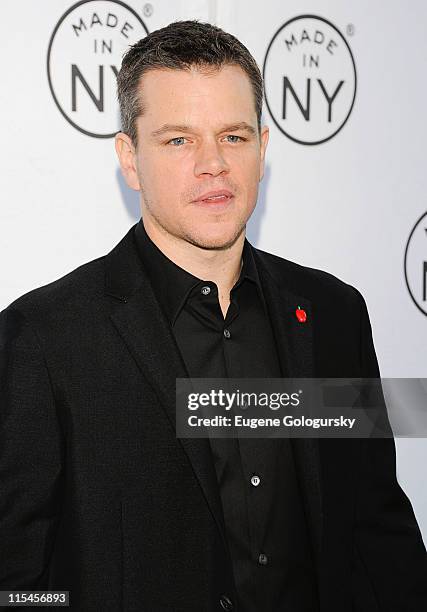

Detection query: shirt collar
xmin=134 ymin=217 xmax=263 ymax=325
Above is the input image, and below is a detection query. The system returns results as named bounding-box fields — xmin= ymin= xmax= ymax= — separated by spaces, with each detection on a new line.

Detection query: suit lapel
xmin=104 ymin=225 xmax=230 ymax=555
xmin=253 ymin=246 xmax=324 ymax=565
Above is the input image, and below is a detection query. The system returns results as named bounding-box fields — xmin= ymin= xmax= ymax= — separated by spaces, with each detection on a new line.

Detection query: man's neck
xmin=142 ymin=215 xmax=244 ymax=318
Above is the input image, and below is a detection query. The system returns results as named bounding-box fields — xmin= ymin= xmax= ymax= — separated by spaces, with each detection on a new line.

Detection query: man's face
xmin=116 ymin=64 xmax=269 ymax=250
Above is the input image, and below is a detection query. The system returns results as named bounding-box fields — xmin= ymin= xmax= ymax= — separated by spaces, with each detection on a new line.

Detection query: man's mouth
xmin=199 ymin=195 xmax=232 ymax=203
xmin=193 ymin=189 xmax=234 ymax=205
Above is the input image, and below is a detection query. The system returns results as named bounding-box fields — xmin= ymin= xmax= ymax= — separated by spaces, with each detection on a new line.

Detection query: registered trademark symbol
xmin=346 ymin=23 xmax=355 ymax=36
xmin=143 ymin=3 xmax=153 ymax=17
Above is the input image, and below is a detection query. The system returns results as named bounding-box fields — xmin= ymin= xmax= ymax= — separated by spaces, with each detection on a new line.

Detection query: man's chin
xmin=184 ymin=226 xmax=246 ymax=251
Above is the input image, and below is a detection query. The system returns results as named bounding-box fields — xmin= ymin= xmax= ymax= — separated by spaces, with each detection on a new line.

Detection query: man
xmin=1 ymin=19 xmax=426 ymax=612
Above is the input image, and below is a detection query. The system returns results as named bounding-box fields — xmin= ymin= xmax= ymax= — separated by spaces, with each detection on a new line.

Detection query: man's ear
xmin=115 ymin=132 xmax=141 ymax=191
xmin=259 ymin=125 xmax=269 ymax=182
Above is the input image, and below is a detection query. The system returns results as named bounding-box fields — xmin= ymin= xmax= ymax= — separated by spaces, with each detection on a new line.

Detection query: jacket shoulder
xmin=3 ymin=255 xmax=106 ymax=320
xmin=253 ymin=246 xmax=364 ymax=306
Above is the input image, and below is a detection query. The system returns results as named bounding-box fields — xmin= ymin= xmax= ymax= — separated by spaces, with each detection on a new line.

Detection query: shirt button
xmin=258 ymin=553 xmax=268 ymax=566
xmin=201 ymin=285 xmax=211 ymax=295
xmin=223 ymin=328 xmax=231 ymax=339
xmin=219 ymin=594 xmax=234 ymax=610
xmin=251 ymin=475 xmax=261 ymax=487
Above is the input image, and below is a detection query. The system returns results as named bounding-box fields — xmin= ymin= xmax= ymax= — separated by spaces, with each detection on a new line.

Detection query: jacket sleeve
xmin=352 ymin=290 xmax=427 ymax=610
xmin=0 ymin=306 xmax=64 ymax=590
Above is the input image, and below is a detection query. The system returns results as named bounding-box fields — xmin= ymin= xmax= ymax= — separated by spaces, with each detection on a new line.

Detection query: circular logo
xmin=47 ymin=0 xmax=149 ymax=138
xmin=404 ymin=211 xmax=427 ymax=316
xmin=263 ymin=15 xmax=357 ymax=145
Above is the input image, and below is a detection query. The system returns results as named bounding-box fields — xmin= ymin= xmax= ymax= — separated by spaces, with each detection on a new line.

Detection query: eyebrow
xmin=150 ymin=121 xmax=258 ymax=139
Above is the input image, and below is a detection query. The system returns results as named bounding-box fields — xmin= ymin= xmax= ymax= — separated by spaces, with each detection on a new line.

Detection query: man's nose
xmin=193 ymin=140 xmax=230 ymax=177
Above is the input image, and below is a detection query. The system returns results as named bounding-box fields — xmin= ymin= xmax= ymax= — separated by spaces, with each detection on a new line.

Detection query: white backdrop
xmin=1 ymin=0 xmax=427 ymax=542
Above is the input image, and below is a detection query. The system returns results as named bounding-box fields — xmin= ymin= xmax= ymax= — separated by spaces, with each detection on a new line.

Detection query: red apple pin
xmin=296 ymin=305 xmax=307 ymax=323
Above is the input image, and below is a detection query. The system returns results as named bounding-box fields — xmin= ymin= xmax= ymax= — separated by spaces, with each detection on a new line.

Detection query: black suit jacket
xmin=1 ymin=221 xmax=426 ymax=612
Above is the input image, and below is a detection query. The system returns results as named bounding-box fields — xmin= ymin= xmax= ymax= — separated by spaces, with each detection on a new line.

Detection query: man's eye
xmin=225 ymin=135 xmax=244 ymax=143
xmin=167 ymin=137 xmax=187 ymax=146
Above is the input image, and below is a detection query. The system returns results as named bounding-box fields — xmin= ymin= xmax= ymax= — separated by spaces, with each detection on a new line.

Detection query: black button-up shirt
xmin=134 ymin=218 xmax=318 ymax=611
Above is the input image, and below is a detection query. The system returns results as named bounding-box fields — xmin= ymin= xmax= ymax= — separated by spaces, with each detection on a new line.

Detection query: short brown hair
xmin=117 ymin=19 xmax=263 ymax=145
